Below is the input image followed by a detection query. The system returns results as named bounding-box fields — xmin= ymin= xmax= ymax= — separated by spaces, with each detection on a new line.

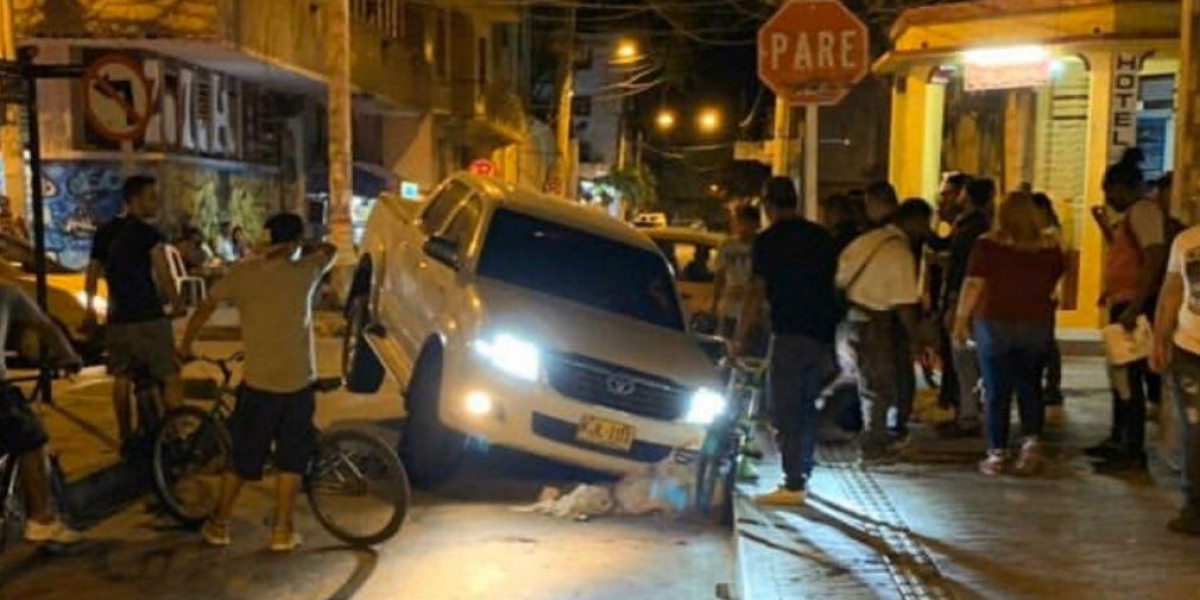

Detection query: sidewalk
xmin=734 ymin=356 xmax=1200 ymax=600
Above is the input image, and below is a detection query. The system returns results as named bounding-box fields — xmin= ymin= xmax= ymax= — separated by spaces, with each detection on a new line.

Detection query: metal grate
xmin=544 ymin=353 xmax=689 ymax=421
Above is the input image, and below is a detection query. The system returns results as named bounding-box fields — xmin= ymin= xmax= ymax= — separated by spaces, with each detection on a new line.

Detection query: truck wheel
xmin=343 ymin=296 xmax=384 ymax=394
xmin=400 ymin=348 xmax=465 ymax=486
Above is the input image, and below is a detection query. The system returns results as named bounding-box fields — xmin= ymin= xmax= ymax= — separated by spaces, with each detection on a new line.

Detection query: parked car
xmin=0 ymin=234 xmax=107 ymax=363
xmin=631 ymin=212 xmax=668 ymax=229
xmin=344 ymin=174 xmax=727 ymax=483
xmin=644 ymin=227 xmax=725 ymax=322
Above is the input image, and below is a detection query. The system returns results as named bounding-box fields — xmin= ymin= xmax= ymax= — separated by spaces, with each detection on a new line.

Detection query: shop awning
xmin=874 ymin=0 xmax=1180 ymax=74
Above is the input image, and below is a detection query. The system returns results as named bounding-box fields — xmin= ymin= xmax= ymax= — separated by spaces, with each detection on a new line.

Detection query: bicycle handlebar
xmin=186 ymin=353 xmax=343 ymax=394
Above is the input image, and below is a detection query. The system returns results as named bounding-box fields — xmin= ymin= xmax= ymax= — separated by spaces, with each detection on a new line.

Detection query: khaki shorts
xmin=107 ymin=319 xmax=177 ymax=381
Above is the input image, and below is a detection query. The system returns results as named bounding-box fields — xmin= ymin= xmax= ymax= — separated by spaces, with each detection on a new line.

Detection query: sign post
xmin=758 ymin=0 xmax=869 ymax=219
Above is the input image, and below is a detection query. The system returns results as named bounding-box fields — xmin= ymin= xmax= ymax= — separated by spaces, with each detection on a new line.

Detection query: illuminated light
xmin=962 ymin=45 xmax=1050 ymax=67
xmin=401 ymin=181 xmax=420 ymax=200
xmin=465 ymin=391 xmax=494 ymax=416
xmin=655 ymin=110 xmax=676 ymax=131
xmin=697 ymin=108 xmax=721 ymax=133
xmin=474 ymin=333 xmax=541 ymax=381
xmin=686 ymin=387 xmax=728 ymax=425
xmin=615 ymin=39 xmax=640 ymax=62
xmin=1049 ymin=59 xmax=1067 ymax=76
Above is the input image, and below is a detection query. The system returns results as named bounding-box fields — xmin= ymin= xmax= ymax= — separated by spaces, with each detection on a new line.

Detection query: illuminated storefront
xmin=875 ymin=0 xmax=1180 ymax=332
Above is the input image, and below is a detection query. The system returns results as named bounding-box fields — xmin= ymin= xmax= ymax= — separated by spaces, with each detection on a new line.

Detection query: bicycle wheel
xmin=152 ymin=406 xmax=231 ymax=528
xmin=0 ymin=461 xmax=25 ymax=554
xmin=307 ymin=429 xmax=410 ymax=547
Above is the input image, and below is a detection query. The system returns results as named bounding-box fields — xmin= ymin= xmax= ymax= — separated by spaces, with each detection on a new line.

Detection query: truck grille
xmin=544 ymin=353 xmax=689 ymax=421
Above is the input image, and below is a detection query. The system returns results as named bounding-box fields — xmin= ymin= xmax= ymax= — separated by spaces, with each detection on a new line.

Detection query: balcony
xmin=13 ymin=0 xmax=429 ymax=111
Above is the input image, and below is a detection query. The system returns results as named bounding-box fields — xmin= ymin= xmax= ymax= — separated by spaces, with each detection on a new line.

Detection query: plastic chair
xmin=163 ymin=244 xmax=207 ymax=307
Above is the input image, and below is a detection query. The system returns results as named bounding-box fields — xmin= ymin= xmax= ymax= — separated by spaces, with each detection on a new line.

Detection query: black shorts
xmin=0 ymin=387 xmax=47 ymax=456
xmin=229 ymin=385 xmax=316 ymax=480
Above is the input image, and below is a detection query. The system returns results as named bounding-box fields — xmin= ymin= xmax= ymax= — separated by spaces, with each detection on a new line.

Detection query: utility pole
xmin=553 ymin=8 xmax=576 ymax=198
xmin=0 ymin=0 xmax=26 ymax=222
xmin=326 ymin=0 xmax=355 ymax=280
xmin=1177 ymin=0 xmax=1200 ymax=222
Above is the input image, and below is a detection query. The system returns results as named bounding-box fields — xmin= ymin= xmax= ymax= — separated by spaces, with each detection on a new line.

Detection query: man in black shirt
xmin=940 ymin=179 xmax=995 ymax=437
xmin=733 ymin=176 xmax=838 ymax=506
xmin=86 ymin=176 xmax=185 ymax=446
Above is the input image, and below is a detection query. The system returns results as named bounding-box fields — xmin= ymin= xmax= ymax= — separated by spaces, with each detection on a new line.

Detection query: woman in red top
xmin=953 ymin=191 xmax=1065 ymax=476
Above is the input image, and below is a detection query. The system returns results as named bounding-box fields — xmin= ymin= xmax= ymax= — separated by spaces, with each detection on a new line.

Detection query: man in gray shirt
xmin=179 ymin=213 xmax=335 ymax=552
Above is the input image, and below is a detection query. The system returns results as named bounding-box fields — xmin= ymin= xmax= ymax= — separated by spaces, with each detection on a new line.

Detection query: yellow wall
xmin=889 ymin=67 xmax=945 ymax=203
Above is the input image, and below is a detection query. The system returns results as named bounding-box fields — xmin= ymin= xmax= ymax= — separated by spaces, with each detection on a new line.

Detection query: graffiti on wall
xmin=39 ymin=160 xmax=281 ymax=270
xmin=40 ymin=161 xmax=127 ymax=270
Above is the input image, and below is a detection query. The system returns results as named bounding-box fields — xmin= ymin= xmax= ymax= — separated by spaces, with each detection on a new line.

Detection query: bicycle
xmin=0 ymin=373 xmax=69 ymax=555
xmin=151 ymin=353 xmax=410 ymax=547
xmin=694 ymin=356 xmax=767 ymax=525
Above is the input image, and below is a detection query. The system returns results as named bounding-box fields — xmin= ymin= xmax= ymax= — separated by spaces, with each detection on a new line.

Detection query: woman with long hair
xmin=953 ymin=192 xmax=1065 ymax=475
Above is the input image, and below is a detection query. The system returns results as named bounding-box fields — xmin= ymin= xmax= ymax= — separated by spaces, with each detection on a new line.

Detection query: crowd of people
xmin=719 ymin=149 xmax=1198 ymax=538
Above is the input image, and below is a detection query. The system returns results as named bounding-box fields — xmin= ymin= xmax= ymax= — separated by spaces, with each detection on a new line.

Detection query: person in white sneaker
xmin=179 ymin=213 xmax=335 ymax=552
xmin=0 ymin=281 xmax=83 ymax=544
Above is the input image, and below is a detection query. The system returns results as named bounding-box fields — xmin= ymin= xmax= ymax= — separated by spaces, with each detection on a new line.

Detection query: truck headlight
xmin=474 ymin=333 xmax=541 ymax=381
xmin=686 ymin=387 xmax=728 ymax=425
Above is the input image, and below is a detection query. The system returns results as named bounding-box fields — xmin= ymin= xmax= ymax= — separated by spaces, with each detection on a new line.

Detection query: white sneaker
xmin=24 ymin=518 xmax=81 ymax=544
xmin=270 ymin=527 xmax=303 ymax=552
xmin=201 ymin=518 xmax=232 ymax=547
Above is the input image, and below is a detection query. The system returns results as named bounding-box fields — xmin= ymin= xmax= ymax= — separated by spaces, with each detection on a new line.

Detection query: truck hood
xmin=474 ymin=278 xmax=721 ymax=389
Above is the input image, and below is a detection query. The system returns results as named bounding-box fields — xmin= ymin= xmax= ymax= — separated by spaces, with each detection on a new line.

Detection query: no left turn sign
xmin=83 ymin=54 xmax=153 ymax=142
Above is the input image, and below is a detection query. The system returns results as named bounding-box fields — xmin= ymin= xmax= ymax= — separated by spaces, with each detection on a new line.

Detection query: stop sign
xmin=758 ymin=0 xmax=870 ymax=106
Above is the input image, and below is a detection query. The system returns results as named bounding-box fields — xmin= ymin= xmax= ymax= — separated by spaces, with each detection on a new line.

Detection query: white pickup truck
xmin=343 ymin=173 xmax=727 ymax=483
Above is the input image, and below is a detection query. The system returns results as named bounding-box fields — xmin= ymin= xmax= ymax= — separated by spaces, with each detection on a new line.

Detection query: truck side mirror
xmin=424 ymin=236 xmax=460 ymax=269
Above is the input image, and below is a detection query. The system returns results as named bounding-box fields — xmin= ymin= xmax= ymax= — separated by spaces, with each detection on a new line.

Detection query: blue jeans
xmin=769 ymin=334 xmax=837 ymax=490
xmin=1168 ymin=347 xmax=1200 ymax=510
xmin=974 ymin=320 xmax=1052 ymax=452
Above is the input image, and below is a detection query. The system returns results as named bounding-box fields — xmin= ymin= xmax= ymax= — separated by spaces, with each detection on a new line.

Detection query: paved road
xmin=0 ymin=334 xmax=734 ymax=600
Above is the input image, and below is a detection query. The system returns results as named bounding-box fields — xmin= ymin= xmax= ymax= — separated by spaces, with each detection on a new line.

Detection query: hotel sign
xmin=1109 ymin=53 xmax=1141 ymax=164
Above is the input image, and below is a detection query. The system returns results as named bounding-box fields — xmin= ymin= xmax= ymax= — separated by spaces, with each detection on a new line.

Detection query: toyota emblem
xmin=605 ymin=374 xmax=638 ymax=397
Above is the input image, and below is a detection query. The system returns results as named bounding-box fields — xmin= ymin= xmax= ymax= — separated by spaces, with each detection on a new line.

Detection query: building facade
xmin=8 ymin=0 xmax=541 ymax=267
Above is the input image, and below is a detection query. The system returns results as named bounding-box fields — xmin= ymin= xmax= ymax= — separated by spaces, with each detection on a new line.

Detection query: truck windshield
xmin=477 ymin=209 xmax=684 ymax=331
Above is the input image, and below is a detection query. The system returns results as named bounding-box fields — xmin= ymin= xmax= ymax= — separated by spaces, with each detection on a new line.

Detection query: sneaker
xmin=754 ymin=486 xmax=806 ymax=507
xmin=1013 ymin=440 xmax=1046 ymax=476
xmin=978 ymin=452 xmax=1007 ymax=476
xmin=1167 ymin=507 xmax=1200 ymax=537
xmin=270 ymin=526 xmax=303 ymax=552
xmin=200 ymin=518 xmax=231 ymax=547
xmin=23 ymin=518 xmax=81 ymax=544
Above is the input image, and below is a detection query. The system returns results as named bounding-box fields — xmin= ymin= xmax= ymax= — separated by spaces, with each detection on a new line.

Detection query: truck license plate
xmin=576 ymin=415 xmax=635 ymax=452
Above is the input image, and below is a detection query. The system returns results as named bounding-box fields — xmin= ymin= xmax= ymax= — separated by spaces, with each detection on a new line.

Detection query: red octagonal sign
xmin=758 ymin=0 xmax=870 ymax=106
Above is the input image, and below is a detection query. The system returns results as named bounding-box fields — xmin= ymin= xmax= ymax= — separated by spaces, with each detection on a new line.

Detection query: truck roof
xmin=451 ymin=173 xmax=660 ymax=254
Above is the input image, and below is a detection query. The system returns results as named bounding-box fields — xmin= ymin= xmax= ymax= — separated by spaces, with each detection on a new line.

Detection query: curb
xmin=62 ymin=459 xmax=150 ymax=528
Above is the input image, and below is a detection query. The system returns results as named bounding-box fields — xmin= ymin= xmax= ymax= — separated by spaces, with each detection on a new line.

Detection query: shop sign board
xmin=79 ymin=49 xmax=286 ymax=165
xmin=964 ymin=62 xmax=1051 ymax=91
xmin=1109 ymin=53 xmax=1141 ymax=164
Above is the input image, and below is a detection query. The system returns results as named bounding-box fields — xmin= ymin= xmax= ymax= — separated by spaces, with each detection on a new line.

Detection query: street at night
xmin=0 ymin=0 xmax=1199 ymax=599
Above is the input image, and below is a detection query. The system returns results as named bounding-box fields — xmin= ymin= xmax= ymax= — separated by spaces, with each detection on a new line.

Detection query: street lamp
xmin=615 ymin=39 xmax=641 ymax=64
xmin=697 ymin=108 xmax=721 ymax=133
xmin=655 ymin=109 xmax=676 ymax=131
